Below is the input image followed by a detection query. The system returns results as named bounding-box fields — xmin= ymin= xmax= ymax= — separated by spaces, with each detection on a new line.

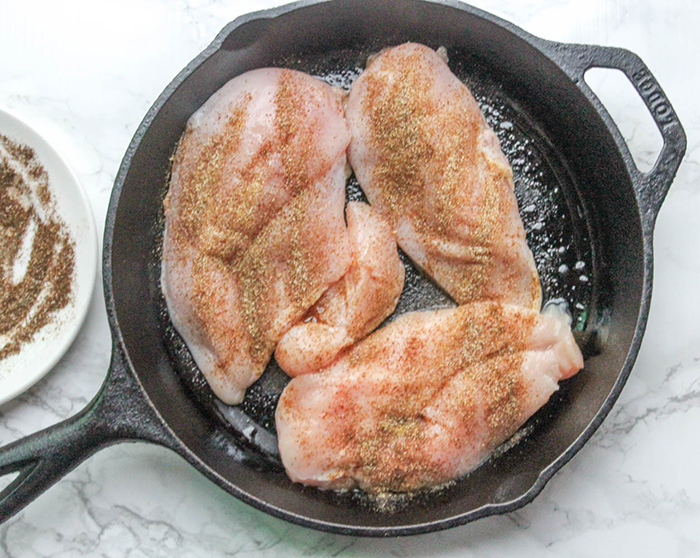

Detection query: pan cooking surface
xmin=156 ymin=45 xmax=597 ymax=510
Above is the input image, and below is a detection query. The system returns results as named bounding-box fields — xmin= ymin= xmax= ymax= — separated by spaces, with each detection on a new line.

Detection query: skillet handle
xmin=0 ymin=345 xmax=173 ymax=523
xmin=542 ymin=42 xmax=687 ymax=230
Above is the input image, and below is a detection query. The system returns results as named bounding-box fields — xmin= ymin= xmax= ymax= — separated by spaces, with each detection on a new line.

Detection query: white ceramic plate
xmin=0 ymin=106 xmax=97 ymax=405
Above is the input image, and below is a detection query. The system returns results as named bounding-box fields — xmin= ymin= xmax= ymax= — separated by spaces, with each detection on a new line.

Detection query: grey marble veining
xmin=1 ymin=0 xmax=699 ymax=556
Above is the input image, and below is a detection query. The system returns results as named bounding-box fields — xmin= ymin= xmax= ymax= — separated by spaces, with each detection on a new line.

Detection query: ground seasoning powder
xmin=0 ymin=133 xmax=75 ymax=361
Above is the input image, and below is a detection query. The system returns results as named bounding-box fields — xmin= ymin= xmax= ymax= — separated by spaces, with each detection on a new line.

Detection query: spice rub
xmin=162 ymin=48 xmax=584 ymax=493
xmin=276 ymin=302 xmax=582 ymax=492
xmin=0 ymin=134 xmax=75 ymax=361
xmin=275 ymin=44 xmax=583 ymax=493
xmin=346 ymin=42 xmax=542 ymax=310
xmin=161 ymin=68 xmax=354 ymax=405
xmin=275 ymin=201 xmax=405 ymax=377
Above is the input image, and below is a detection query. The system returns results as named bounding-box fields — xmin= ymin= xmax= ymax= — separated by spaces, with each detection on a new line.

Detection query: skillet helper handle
xmin=0 ymin=345 xmax=172 ymax=523
xmin=543 ymin=42 xmax=687 ymax=229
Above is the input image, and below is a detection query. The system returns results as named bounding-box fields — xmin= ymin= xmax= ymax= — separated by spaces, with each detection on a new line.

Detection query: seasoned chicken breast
xmin=161 ymin=68 xmax=352 ymax=405
xmin=275 ymin=302 xmax=583 ymax=492
xmin=275 ymin=201 xmax=405 ymax=376
xmin=346 ymin=43 xmax=541 ymax=310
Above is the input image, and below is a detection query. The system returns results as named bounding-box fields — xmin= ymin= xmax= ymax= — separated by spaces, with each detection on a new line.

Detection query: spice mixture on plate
xmin=0 ymin=133 xmax=75 ymax=361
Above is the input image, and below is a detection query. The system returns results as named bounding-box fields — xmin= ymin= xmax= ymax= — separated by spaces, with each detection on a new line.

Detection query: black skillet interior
xmin=108 ymin=0 xmax=657 ymax=534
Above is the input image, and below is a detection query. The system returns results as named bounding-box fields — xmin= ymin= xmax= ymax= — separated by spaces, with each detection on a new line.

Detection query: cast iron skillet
xmin=0 ymin=0 xmax=686 ymax=536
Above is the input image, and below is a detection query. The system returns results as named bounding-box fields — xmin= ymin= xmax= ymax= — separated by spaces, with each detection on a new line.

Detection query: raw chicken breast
xmin=276 ymin=302 xmax=583 ymax=492
xmin=346 ymin=43 xmax=541 ymax=311
xmin=275 ymin=201 xmax=405 ymax=376
xmin=162 ymin=68 xmax=352 ymax=405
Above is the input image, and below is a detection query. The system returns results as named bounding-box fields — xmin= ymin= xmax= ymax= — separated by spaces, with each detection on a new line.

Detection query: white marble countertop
xmin=1 ymin=0 xmax=698 ymax=556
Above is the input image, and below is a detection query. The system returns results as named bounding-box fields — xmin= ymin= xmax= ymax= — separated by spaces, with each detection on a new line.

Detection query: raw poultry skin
xmin=275 ymin=302 xmax=583 ymax=492
xmin=346 ymin=43 xmax=542 ymax=311
xmin=161 ymin=68 xmax=352 ymax=405
xmin=275 ymin=201 xmax=405 ymax=376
